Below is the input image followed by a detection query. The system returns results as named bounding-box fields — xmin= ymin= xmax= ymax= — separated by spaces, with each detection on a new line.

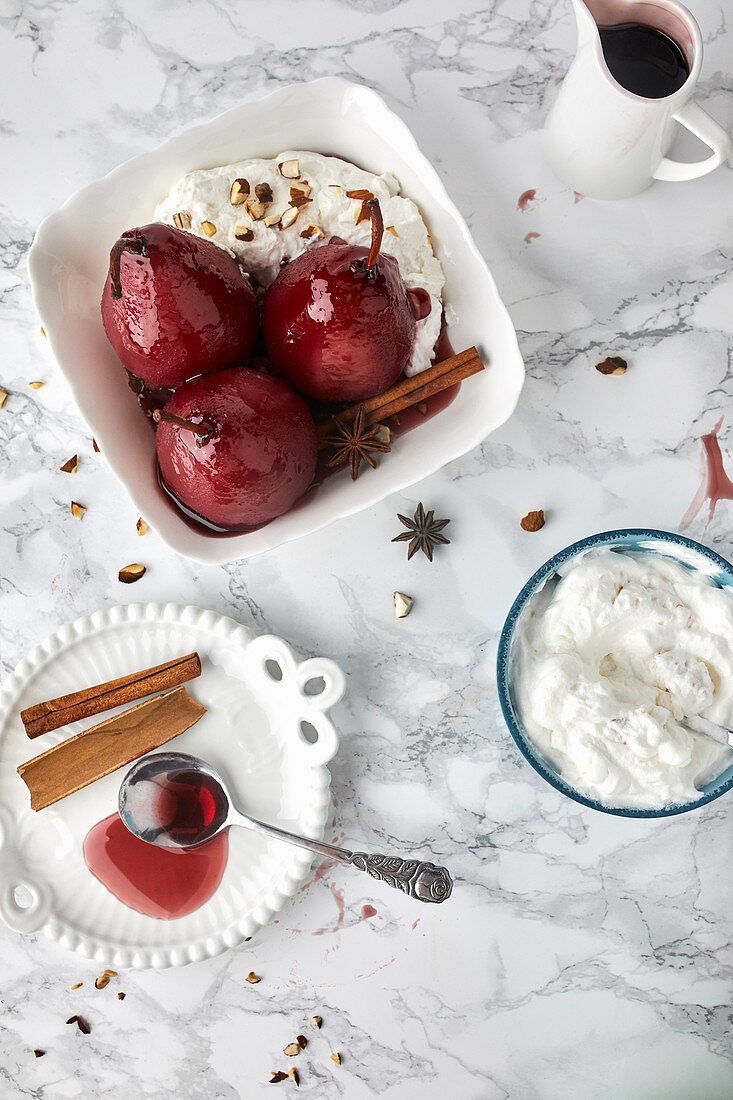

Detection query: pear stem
xmin=365 ymin=198 xmax=384 ymax=272
xmin=153 ymin=408 xmax=214 ymax=440
xmin=109 ymin=236 xmax=147 ymax=300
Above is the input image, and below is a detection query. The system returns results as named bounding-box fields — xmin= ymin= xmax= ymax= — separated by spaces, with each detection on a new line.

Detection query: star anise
xmin=323 ymin=404 xmax=391 ymax=480
xmin=392 ymin=502 xmax=451 ymax=562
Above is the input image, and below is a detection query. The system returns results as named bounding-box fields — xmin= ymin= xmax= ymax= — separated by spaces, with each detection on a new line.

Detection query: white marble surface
xmin=1 ymin=0 xmax=733 ymax=1096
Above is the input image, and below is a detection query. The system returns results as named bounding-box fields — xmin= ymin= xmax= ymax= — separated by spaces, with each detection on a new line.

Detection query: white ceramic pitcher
xmin=543 ymin=0 xmax=732 ymax=199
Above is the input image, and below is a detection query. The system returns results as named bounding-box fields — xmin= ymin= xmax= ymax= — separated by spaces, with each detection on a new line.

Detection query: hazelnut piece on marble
xmin=118 ymin=563 xmax=146 ymax=583
xmin=394 ymin=592 xmax=414 ymax=619
xmin=595 ymin=356 xmax=627 ymax=376
xmin=520 ymin=510 xmax=545 ymax=532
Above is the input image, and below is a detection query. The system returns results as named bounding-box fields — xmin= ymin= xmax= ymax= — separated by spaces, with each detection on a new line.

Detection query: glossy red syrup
xmin=84 ymin=812 xmax=228 ymax=920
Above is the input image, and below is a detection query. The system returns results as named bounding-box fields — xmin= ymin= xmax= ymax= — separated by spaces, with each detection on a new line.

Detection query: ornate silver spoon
xmin=118 ymin=751 xmax=453 ymax=904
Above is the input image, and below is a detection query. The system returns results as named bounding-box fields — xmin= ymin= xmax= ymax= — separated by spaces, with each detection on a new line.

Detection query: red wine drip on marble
xmin=84 ymin=812 xmax=228 ymax=920
xmin=599 ymin=23 xmax=689 ymax=99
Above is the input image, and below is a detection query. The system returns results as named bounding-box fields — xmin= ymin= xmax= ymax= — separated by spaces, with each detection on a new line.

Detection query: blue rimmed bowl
xmin=497 ymin=529 xmax=733 ymax=818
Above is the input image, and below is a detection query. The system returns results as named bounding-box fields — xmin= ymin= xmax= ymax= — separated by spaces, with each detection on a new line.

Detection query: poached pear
xmin=262 ymin=198 xmax=417 ymax=402
xmin=101 ymin=223 xmax=259 ymax=389
xmin=155 ymin=367 xmax=318 ymax=530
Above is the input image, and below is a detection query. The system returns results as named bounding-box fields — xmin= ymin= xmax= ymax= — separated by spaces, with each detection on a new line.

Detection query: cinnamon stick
xmin=21 ymin=652 xmax=201 ymax=739
xmin=316 ymin=346 xmax=484 ymax=448
xmin=18 ymin=687 xmax=206 ymax=811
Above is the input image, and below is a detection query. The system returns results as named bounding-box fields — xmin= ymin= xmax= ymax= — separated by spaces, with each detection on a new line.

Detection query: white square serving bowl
xmin=28 ymin=77 xmax=524 ymax=565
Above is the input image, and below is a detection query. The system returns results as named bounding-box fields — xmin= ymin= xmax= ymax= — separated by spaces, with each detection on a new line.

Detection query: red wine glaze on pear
xmin=155 ymin=366 xmax=318 ymax=531
xmin=262 ymin=201 xmax=417 ymax=402
xmin=101 ymin=223 xmax=259 ymax=389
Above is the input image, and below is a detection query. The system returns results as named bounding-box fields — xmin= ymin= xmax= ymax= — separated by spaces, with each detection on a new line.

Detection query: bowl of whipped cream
xmin=497 ymin=530 xmax=733 ymax=817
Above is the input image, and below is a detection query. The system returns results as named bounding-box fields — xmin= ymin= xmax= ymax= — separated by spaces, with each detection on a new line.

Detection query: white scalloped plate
xmin=0 ymin=605 xmax=344 ymax=969
xmin=28 ymin=77 xmax=524 ymax=564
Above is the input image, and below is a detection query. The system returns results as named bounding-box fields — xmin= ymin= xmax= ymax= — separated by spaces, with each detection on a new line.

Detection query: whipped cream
xmin=513 ymin=549 xmax=733 ymax=809
xmin=154 ymin=150 xmax=445 ymax=377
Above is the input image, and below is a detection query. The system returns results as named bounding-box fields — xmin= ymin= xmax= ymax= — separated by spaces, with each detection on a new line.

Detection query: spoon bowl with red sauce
xmin=119 ymin=751 xmax=454 ymax=904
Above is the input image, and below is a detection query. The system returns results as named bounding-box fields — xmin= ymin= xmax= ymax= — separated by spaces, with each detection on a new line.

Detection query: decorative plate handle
xmin=244 ymin=635 xmax=345 ymax=766
xmin=0 ymin=809 xmax=52 ymax=933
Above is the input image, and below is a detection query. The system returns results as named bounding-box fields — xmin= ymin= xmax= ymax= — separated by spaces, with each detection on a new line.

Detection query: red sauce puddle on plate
xmin=84 ymin=812 xmax=228 ymax=920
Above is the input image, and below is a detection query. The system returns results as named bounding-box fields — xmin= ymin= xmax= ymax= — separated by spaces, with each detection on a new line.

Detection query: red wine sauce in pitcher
xmin=599 ymin=23 xmax=689 ymax=99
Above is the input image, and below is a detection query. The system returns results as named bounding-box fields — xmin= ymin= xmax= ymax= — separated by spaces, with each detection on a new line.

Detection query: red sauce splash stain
xmin=313 ymin=882 xmax=345 ymax=936
xmin=331 ymin=883 xmax=345 ymax=930
xmin=680 ymin=418 xmax=733 ymax=529
xmin=412 ymin=918 xmax=420 ymax=931
xmin=523 ymin=232 xmax=541 ymax=244
xmin=573 ymin=191 xmax=585 ymax=203
xmin=361 ymin=904 xmax=377 ymax=919
xmin=517 ymin=189 xmax=537 ymax=212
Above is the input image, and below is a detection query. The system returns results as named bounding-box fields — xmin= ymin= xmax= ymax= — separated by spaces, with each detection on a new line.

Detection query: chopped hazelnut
xmin=255 ymin=182 xmax=274 ymax=204
xmin=118 ymin=563 xmax=146 ymax=583
xmin=245 ymin=197 xmax=267 ymax=221
xmin=520 ymin=510 xmax=545 ymax=532
xmin=278 ymin=159 xmax=300 ymax=179
xmin=279 ymin=206 xmax=299 ymax=229
xmin=229 ymin=178 xmax=250 ymax=205
xmin=394 ymin=592 xmax=414 ymax=619
xmin=595 ymin=355 xmax=627 ymax=375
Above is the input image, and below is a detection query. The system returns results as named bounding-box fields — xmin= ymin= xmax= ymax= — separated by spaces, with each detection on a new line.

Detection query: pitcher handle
xmin=654 ymin=101 xmax=732 ymax=182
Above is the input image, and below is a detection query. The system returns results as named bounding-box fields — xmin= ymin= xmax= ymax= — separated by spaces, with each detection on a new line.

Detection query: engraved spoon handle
xmin=229 ymin=810 xmax=453 ymax=904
